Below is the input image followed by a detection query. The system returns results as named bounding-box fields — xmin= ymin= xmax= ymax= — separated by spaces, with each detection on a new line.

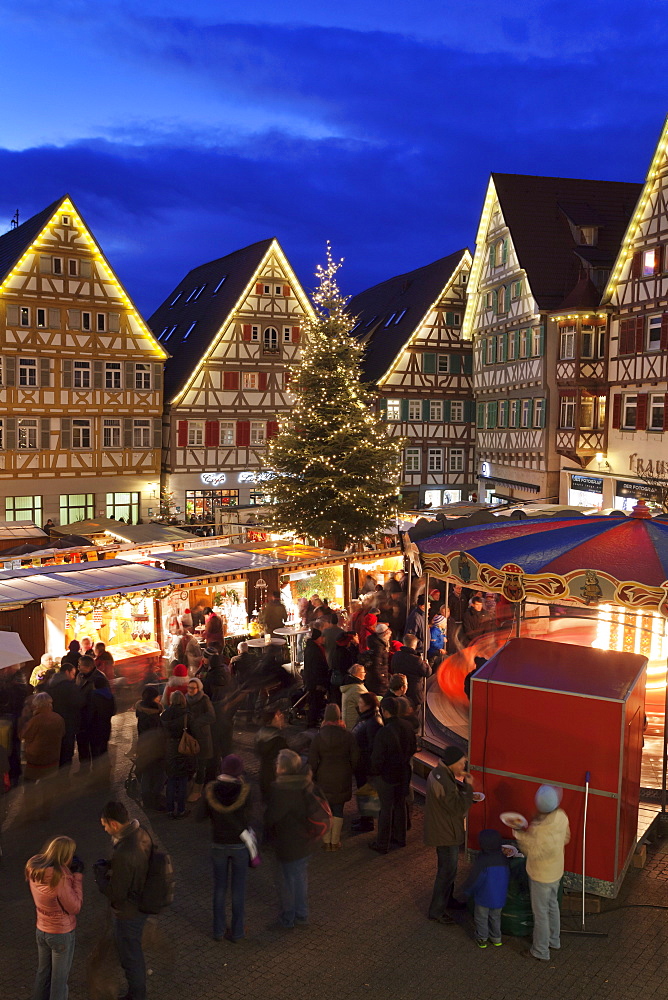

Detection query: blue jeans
xmin=474 ymin=904 xmax=502 ymax=943
xmin=34 ymin=928 xmax=76 ymax=1000
xmin=278 ymin=856 xmax=309 ymax=927
xmin=529 ymin=877 xmax=561 ymax=960
xmin=112 ymin=914 xmax=147 ymax=1000
xmin=428 ymin=845 xmax=460 ymax=918
xmin=212 ymin=845 xmax=249 ymax=939
xmin=166 ymin=775 xmax=187 ymax=815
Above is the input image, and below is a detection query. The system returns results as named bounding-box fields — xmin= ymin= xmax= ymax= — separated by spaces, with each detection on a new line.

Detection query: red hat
xmin=173 ymin=663 xmax=188 ymax=677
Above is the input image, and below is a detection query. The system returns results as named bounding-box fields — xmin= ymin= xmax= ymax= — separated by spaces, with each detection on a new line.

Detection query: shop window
xmin=405 ymin=448 xmax=421 ymax=472
xmin=185 ymin=489 xmax=239 ymax=521
xmin=103 ymin=419 xmax=121 ymax=448
xmin=386 ymin=399 xmax=400 ymax=421
xmin=249 ymin=491 xmax=270 ymax=505
xmin=6 ymin=495 xmax=42 ymax=522
xmin=18 ymin=418 xmax=38 ymax=449
xmin=106 ymin=492 xmax=140 ymax=522
xmin=449 ymin=448 xmax=465 ymax=472
xmin=60 ymin=493 xmax=94 ymax=524
xmin=427 ymin=448 xmax=443 ymax=472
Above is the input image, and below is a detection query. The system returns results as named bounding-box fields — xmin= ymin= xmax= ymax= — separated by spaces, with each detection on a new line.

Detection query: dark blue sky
xmin=1 ymin=1 xmax=666 ymax=314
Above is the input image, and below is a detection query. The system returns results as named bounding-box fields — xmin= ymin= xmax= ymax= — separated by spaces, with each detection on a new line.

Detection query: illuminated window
xmin=408 ymin=400 xmax=422 ymax=421
xmin=6 ymin=495 xmax=42 ymax=521
xmin=642 ymin=250 xmax=658 ymax=277
xmin=395 ymin=309 xmax=407 ymax=323
xmin=386 ymin=399 xmax=400 ymax=421
xmin=72 ymin=419 xmax=91 ymax=449
xmin=19 ymin=359 xmax=37 ymax=387
xmin=560 ymin=327 xmax=575 ymax=359
xmin=183 ymin=321 xmax=197 ymax=340
xmin=220 ymin=421 xmax=235 ymax=445
xmin=384 ymin=314 xmax=396 ymax=327
xmin=428 ymin=448 xmax=443 ymax=472
xmin=60 ymin=493 xmax=94 ymax=523
xmin=133 ymin=419 xmax=151 ymax=448
xmin=213 ymin=277 xmax=227 ymax=294
xmin=560 ymin=397 xmax=575 ymax=429
xmin=169 ymin=292 xmax=182 ymax=307
xmin=103 ymin=419 xmax=121 ymax=448
xmin=580 ymin=325 xmax=596 ymax=359
xmin=449 ymin=448 xmax=465 ymax=472
xmin=250 ymin=421 xmax=266 ymax=446
xmin=647 ymin=315 xmax=662 ymax=352
xmin=405 ymin=448 xmax=421 ymax=472
xmin=135 ymin=364 xmax=151 ymax=390
xmin=73 ymin=361 xmax=91 ymax=388
xmin=163 ymin=325 xmax=177 ymax=341
xmin=622 ymin=394 xmax=637 ymax=430
xmin=37 ymin=309 xmax=46 ymax=328
xmin=242 ymin=372 xmax=259 ymax=390
xmin=450 ymin=401 xmax=464 ymax=422
xmin=579 ymin=227 xmax=597 ymax=246
xmin=106 ymin=492 xmax=140 ymax=522
xmin=188 ymin=421 xmax=204 ymax=446
xmin=20 ymin=307 xmax=29 ymax=327
xmin=18 ymin=418 xmax=38 ymax=448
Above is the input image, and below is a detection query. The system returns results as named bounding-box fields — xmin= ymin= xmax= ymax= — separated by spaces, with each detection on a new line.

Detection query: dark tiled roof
xmin=0 ymin=196 xmax=65 ymax=283
xmin=555 ymin=274 xmax=602 ymax=312
xmin=492 ymin=174 xmax=642 ymax=311
xmin=347 ymin=250 xmax=469 ymax=383
xmin=148 ymin=238 xmax=275 ymax=399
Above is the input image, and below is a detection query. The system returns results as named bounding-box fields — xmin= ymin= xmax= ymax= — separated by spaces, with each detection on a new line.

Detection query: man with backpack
xmin=95 ymin=801 xmax=153 ymax=1000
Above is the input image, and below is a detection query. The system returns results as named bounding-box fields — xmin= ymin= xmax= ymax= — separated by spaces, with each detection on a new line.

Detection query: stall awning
xmin=153 ymin=543 xmax=348 ymax=578
xmin=53 ymin=518 xmax=195 ymax=545
xmin=0 ymin=560 xmax=186 ymax=607
xmin=480 ymin=476 xmax=541 ymax=494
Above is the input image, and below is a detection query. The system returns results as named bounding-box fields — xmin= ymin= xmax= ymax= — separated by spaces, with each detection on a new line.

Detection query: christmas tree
xmin=265 ymin=246 xmax=402 ymax=549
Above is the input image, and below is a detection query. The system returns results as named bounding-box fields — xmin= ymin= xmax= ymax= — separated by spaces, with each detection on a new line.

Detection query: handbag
xmin=240 ymin=828 xmax=261 ymax=868
xmin=178 ymin=714 xmax=200 ymax=757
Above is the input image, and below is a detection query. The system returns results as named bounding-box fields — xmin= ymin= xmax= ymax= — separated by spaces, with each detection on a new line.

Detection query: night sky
xmin=2 ymin=1 xmax=667 ymax=315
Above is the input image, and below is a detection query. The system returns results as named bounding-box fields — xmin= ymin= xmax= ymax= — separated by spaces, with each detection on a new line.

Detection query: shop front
xmin=568 ymin=473 xmax=604 ymax=508
xmin=614 ymin=479 xmax=663 ymax=513
xmin=348 ymin=550 xmax=404 ymax=598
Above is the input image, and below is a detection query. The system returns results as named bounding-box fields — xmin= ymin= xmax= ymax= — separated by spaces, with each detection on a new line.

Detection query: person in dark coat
xmin=351 ymin=691 xmax=383 ymax=832
xmin=160 ymin=691 xmax=195 ymax=817
xmin=135 ymin=686 xmax=165 ymax=809
xmin=424 ymin=745 xmax=474 ymax=923
xmin=75 ymin=655 xmax=112 ymax=771
xmin=264 ymin=749 xmax=313 ymax=928
xmin=254 ymin=706 xmax=289 ymax=801
xmin=461 ymin=828 xmax=510 ymax=948
xmin=390 ymin=634 xmax=432 ymax=707
xmin=61 ymin=641 xmax=81 ymax=671
xmin=302 ymin=630 xmax=329 ymax=728
xmin=185 ymin=678 xmax=216 ymax=801
xmin=261 ymin=591 xmax=287 ymax=635
xmin=195 ymin=754 xmax=253 ymax=942
xmin=328 ymin=633 xmax=358 ymax=706
xmin=463 ymin=597 xmax=486 ymax=645
xmin=308 ymin=704 xmax=359 ymax=850
xmin=89 ymin=672 xmax=116 ymax=760
xmin=366 ymin=623 xmax=391 ymax=697
xmin=404 ymin=596 xmax=426 ymax=653
xmin=0 ymin=665 xmax=32 ymax=786
xmin=229 ymin=641 xmax=256 ymax=723
xmin=49 ymin=663 xmax=85 ymax=767
xmin=369 ymin=698 xmax=417 ymax=854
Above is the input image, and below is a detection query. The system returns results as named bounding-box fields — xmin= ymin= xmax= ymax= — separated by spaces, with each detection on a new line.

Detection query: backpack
xmin=304 ymin=783 xmax=332 ymax=843
xmin=139 ymin=844 xmax=175 ymax=914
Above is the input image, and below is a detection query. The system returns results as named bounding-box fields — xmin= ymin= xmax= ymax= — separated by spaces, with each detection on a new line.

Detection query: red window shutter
xmin=258 ymin=372 xmax=268 ymax=391
xmin=654 ymin=248 xmax=662 ymax=274
xmin=223 ymin=371 xmax=239 ymax=391
xmin=661 ymin=313 xmax=668 ymax=351
xmin=291 ymin=326 xmax=301 ymax=343
xmin=636 ymin=393 xmax=648 ymax=431
xmin=205 ymin=421 xmax=219 ymax=446
xmin=664 ymin=394 xmax=668 ymax=431
xmin=283 ymin=285 xmax=291 ymax=297
xmin=619 ymin=318 xmax=633 ymax=355
xmin=177 ymin=420 xmax=188 ymax=446
xmin=612 ymin=395 xmax=622 ymax=429
xmin=236 ymin=421 xmax=250 ymax=446
xmin=631 ymin=251 xmax=642 ymax=279
xmin=266 ymin=420 xmax=279 ymax=439
xmin=242 ymin=324 xmax=252 ymax=341
xmin=256 ymin=282 xmax=264 ymax=294
xmin=635 ymin=316 xmax=645 ymax=354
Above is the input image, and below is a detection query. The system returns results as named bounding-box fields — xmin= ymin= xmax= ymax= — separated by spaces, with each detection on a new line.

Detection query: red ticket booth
xmin=468 ymin=638 xmax=646 ymax=897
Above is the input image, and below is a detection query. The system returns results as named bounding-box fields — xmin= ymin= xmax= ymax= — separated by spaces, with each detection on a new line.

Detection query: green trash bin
xmin=501 ymin=856 xmax=564 ymax=937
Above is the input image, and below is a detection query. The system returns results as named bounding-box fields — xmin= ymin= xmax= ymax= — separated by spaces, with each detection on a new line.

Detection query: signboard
xmin=570 ymin=475 xmax=603 ymax=493
xmin=201 ymin=472 xmax=227 ymax=486
xmin=615 ymin=479 xmax=658 ymax=500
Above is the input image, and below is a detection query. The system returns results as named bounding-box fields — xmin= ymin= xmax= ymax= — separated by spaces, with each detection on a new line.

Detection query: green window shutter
xmin=490 ymin=338 xmax=497 ymax=364
xmin=489 ymin=245 xmax=496 ymax=268
xmin=492 ymin=289 xmax=498 ymax=314
xmin=537 ymin=399 xmax=546 ymax=427
xmin=462 ymin=353 xmax=472 ymax=375
xmin=422 ymin=353 xmax=436 ymax=374
xmin=443 ymin=400 xmax=451 ymax=423
xmin=476 ymin=403 xmax=485 ymax=429
xmin=449 ymin=354 xmax=461 ymax=374
xmin=400 ymin=399 xmax=409 ymax=420
xmin=464 ymin=399 xmax=476 ymax=423
xmin=422 ymin=399 xmax=431 ymax=421
xmin=502 ymin=238 xmax=508 ymax=264
xmin=504 ymin=286 xmax=511 ymax=312
xmin=538 ymin=325 xmax=545 ymax=356
xmin=513 ymin=330 xmax=521 ymax=357
xmin=488 ymin=400 xmax=498 ymax=428
xmin=499 ymin=333 xmax=507 ymax=363
xmin=153 ymin=363 xmax=163 ymax=393
xmin=379 ymin=397 xmax=387 ymax=414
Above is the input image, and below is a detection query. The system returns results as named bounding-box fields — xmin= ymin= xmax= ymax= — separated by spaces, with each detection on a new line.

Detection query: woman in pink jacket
xmin=26 ymin=836 xmax=83 ymax=1000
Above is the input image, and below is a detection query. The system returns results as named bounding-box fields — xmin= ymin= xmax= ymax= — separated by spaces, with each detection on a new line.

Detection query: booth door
xmin=0 ymin=606 xmax=44 ymax=665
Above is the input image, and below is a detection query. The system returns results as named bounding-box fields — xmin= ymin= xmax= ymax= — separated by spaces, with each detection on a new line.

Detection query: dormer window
xmin=579 ymin=226 xmax=598 ymax=246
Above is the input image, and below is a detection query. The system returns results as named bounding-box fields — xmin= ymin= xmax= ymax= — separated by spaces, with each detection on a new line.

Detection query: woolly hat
xmin=323 ymin=703 xmax=341 ymax=722
xmin=202 ymin=645 xmax=219 ymax=658
xmin=535 ymin=784 xmax=561 ymax=814
xmin=431 ymin=614 xmax=446 ymax=625
xmin=442 ymin=746 xmax=466 ymax=766
xmin=188 ymin=676 xmax=204 ymax=692
xmin=374 ymin=622 xmax=389 ymax=633
xmin=173 ymin=663 xmax=188 ymax=677
xmin=219 ymin=754 xmax=244 ymax=778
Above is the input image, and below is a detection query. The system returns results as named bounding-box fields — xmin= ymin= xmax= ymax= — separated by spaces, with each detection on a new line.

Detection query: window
xmin=521 ymin=400 xmax=532 ymax=427
xmin=509 ymin=399 xmax=519 ymax=427
xmin=512 ymin=279 xmax=522 ymax=299
xmin=560 ymin=326 xmax=575 ymax=359
xmin=428 ymin=448 xmax=443 ymax=472
xmin=59 ymin=493 xmax=94 ymax=523
xmin=642 ymin=250 xmax=658 ymax=277
xmin=429 ymin=400 xmax=443 ymax=421
xmin=106 ymin=492 xmax=140 ymax=523
xmin=52 ymin=257 xmax=63 ymax=275
xmin=449 ymin=448 xmax=465 ymax=472
xmin=408 ymin=400 xmax=422 ymax=421
xmin=533 ymin=399 xmax=545 ymax=428
xmin=242 ymin=372 xmax=259 ymax=390
xmin=251 ymin=325 xmax=260 ymax=342
xmin=249 ymin=491 xmax=270 ymax=505
xmin=163 ymin=325 xmax=177 ymax=341
xmin=395 ymin=309 xmax=407 ymax=323
xmin=20 ymin=307 xmax=29 ymax=326
xmin=486 ymin=402 xmax=496 ymax=428
xmin=96 ymin=313 xmax=105 ymax=332
xmin=450 ymin=401 xmax=464 ymax=422
xmin=405 ymin=448 xmax=421 ymax=472
xmin=62 ymin=215 xmax=70 ymax=226
xmin=650 ymin=393 xmax=665 ymax=430
xmin=72 ymin=419 xmax=91 ymax=449
xmin=445 ymin=312 xmax=461 ymax=326
xmin=251 ymin=421 xmax=266 ymax=446
xmin=19 ymin=358 xmax=37 ymax=386
xmin=37 ymin=308 xmax=46 ymax=328
xmin=560 ymin=397 xmax=576 ymax=428
xmin=461 ymin=272 xmax=468 ymax=285
xmin=484 ymin=291 xmax=493 ymax=308
xmin=498 ymin=400 xmax=508 ymax=427
xmin=68 ymin=259 xmax=78 ymax=276
xmin=133 ymin=419 xmax=151 ymax=448
xmin=437 ymin=355 xmax=449 ymax=374
xmin=220 ymin=421 xmax=235 ymax=445
xmin=275 ymin=285 xmax=282 ymax=295
xmin=73 ymin=361 xmax=91 ymax=388
xmin=506 ymin=333 xmax=516 ymax=360
xmin=531 ymin=329 xmax=542 ymax=357
xmin=384 ymin=314 xmax=396 ymax=327
xmin=185 ymin=285 xmax=206 ymax=302
xmin=648 ymin=315 xmax=662 ymax=351
xmin=486 ymin=339 xmax=495 ymax=364
xmin=579 ymin=396 xmax=594 ymax=429
xmin=283 ymin=327 xmax=292 ymax=343
xmin=623 ymin=395 xmax=637 ymax=430
xmin=135 ymin=363 xmax=151 ymax=390
xmin=386 ymin=399 xmax=401 ymax=421
xmin=82 ymin=312 xmax=91 ymax=331
xmin=580 ymin=325 xmax=595 ymax=359
xmin=263 ymin=327 xmax=279 ymax=352
xmin=579 ymin=226 xmax=597 ymax=246
xmin=188 ymin=421 xmax=204 ymax=446
xmin=103 ymin=419 xmax=121 ymax=448
xmin=185 ymin=489 xmax=238 ymax=519
xmin=520 ymin=330 xmax=530 ymax=358
xmin=6 ymin=495 xmax=42 ymax=522
xmin=213 ymin=276 xmax=227 ymax=294
xmin=18 ymin=418 xmax=38 ymax=449
xmin=105 ymin=362 xmax=121 ymax=389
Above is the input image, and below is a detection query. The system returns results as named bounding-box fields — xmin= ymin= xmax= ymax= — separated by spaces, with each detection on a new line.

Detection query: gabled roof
xmin=0 ymin=196 xmax=65 ymax=284
xmin=491 ymin=174 xmax=642 ymax=312
xmin=147 ymin=239 xmax=275 ymax=400
xmin=555 ymin=274 xmax=602 ymax=313
xmin=346 ymin=250 xmax=469 ymax=383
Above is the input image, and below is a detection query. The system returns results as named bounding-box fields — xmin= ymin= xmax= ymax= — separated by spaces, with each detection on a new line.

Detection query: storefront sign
xmin=570 ymin=475 xmax=603 ymax=494
xmin=201 ymin=472 xmax=227 ymax=486
xmin=481 ymin=462 xmax=491 ymax=478
xmin=629 ymin=454 xmax=668 ymax=477
xmin=238 ymin=471 xmax=272 ymax=484
xmin=616 ymin=479 xmax=659 ymax=500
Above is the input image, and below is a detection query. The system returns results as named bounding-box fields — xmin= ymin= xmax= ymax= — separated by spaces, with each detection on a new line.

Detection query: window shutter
xmin=242 ymin=324 xmax=252 ymax=341
xmin=379 ymin=397 xmax=387 ymax=415
xmin=124 ymin=361 xmax=134 ymax=388
xmin=635 ymin=316 xmax=645 ymax=353
xmin=489 ymin=245 xmax=496 ymax=268
xmin=236 ymin=421 xmax=250 ymax=446
xmin=67 ymin=310 xmax=80 ymax=330
xmin=5 ymin=417 xmax=16 ymax=450
xmin=291 ymin=326 xmax=301 ymax=343
xmin=422 ymin=353 xmax=436 ymax=374
xmin=38 ymin=358 xmax=50 ymax=387
xmin=502 ymin=238 xmax=508 ymax=264
xmin=443 ymin=400 xmax=451 ymax=422
xmin=122 ymin=418 xmax=133 ymax=448
xmin=40 ymin=418 xmax=50 ymax=450
xmin=662 ymin=314 xmax=668 ymax=351
xmin=256 ymin=282 xmax=264 ymax=294
xmin=4 ymin=356 xmax=15 ymax=387
xmin=612 ymin=394 xmax=622 ymax=429
xmin=504 ymin=286 xmax=511 ymax=312
xmin=48 ymin=308 xmax=60 ymax=329
xmin=538 ymin=326 xmax=545 ymax=356
xmin=631 ymin=251 xmax=642 ymax=279
xmin=492 ymin=288 xmax=498 ymax=314
xmin=61 ymin=359 xmax=72 ymax=388
xmin=6 ymin=305 xmax=18 ymax=326
xmin=537 ymin=399 xmax=546 ymax=428
xmin=636 ymin=393 xmax=648 ymax=431
xmin=464 ymin=399 xmax=475 ymax=423
xmin=60 ymin=417 xmax=71 ymax=449
xmin=664 ymin=394 xmax=668 ymax=431
xmin=283 ymin=285 xmax=291 ymax=297
xmin=449 ymin=354 xmax=461 ymax=374
xmin=653 ymin=248 xmax=662 ymax=275
xmin=177 ymin=420 xmax=188 ymax=447
xmin=267 ymin=420 xmax=279 ymax=439
xmin=258 ymin=372 xmax=268 ymax=391
xmin=153 ymin=364 xmax=163 ymax=393
xmin=153 ymin=418 xmax=162 ymax=449
xmin=39 ymin=256 xmax=51 ymax=274
xmin=476 ymin=403 xmax=485 ymax=429
xmin=90 ymin=360 xmax=102 ymax=389
xmin=619 ymin=319 xmax=630 ymax=354
xmin=283 ymin=370 xmax=292 ymax=388
xmin=462 ymin=353 xmax=473 ymax=375
xmin=400 ymin=399 xmax=409 ymax=420
xmin=422 ymin=400 xmax=431 ymax=421
xmin=205 ymin=420 xmax=219 ymax=446
xmin=109 ymin=313 xmax=120 ymax=333
xmin=223 ymin=371 xmax=239 ymax=392
xmin=489 ymin=400 xmax=498 ymax=428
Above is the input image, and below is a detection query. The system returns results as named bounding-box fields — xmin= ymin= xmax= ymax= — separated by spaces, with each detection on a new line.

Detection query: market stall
xmin=347 ymin=547 xmax=403 ymax=598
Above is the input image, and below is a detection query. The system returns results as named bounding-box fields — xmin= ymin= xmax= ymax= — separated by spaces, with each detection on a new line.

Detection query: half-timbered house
xmin=0 ymin=196 xmax=167 ymax=526
xmin=599 ymin=118 xmax=668 ymax=510
xmin=347 ymin=250 xmax=474 ymax=507
xmin=148 ymin=239 xmax=314 ymax=519
xmin=464 ymin=174 xmax=640 ymax=505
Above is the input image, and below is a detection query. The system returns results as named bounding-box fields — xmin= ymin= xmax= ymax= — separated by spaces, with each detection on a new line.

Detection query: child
xmin=461 ymin=828 xmax=510 ymax=948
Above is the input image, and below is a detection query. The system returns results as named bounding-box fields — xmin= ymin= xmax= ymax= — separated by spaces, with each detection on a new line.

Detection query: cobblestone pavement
xmin=2 ymin=709 xmax=668 ymax=1000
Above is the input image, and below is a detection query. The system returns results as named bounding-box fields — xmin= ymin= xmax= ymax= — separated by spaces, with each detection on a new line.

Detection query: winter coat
xmin=49 ymin=673 xmax=84 ymax=737
xmin=204 ymin=613 xmax=224 ymax=646
xmin=370 ymin=716 xmax=416 ymax=788
xmin=94 ymin=651 xmax=115 ymax=682
xmin=264 ymin=771 xmax=312 ymax=862
xmin=203 ymin=662 xmax=230 ymax=702
xmin=22 ymin=708 xmax=66 ymax=778
xmin=254 ymin=725 xmax=289 ymax=800
xmin=98 ymin=819 xmax=152 ymax=919
xmin=340 ymin=677 xmax=368 ymax=730
xmin=308 ymin=722 xmax=359 ymax=805
xmin=321 ymin=625 xmax=345 ymax=665
xmin=358 ymin=614 xmax=377 ymax=653
xmin=196 ymin=777 xmax=251 ymax=844
xmin=89 ymin=681 xmax=116 ymax=746
xmin=390 ymin=645 xmax=432 ymax=706
xmin=463 ymin=607 xmax=486 ymax=644
xmin=427 ymin=625 xmax=446 ymax=661
xmin=352 ymin=707 xmax=383 ymax=785
xmin=29 ymin=868 xmax=83 ymax=933
xmin=404 ymin=607 xmax=425 ymax=651
xmin=229 ymin=651 xmax=255 ymax=684
xmin=424 ymin=762 xmax=473 ymax=847
xmin=366 ymin=632 xmax=390 ymax=696
xmin=162 ymin=670 xmax=189 ymax=706
xmin=173 ymin=635 xmax=202 ymax=673
xmin=135 ymin=702 xmax=165 ymax=773
xmin=185 ymin=691 xmax=216 ymax=760
xmin=303 ymin=640 xmax=329 ymax=691
xmin=461 ymin=829 xmax=510 ymax=909
xmin=160 ymin=703 xmax=196 ymax=779
xmin=515 ymin=808 xmax=571 ymax=884
xmin=261 ymin=599 xmax=287 ymax=634
xmin=329 ymin=642 xmax=357 ymax=687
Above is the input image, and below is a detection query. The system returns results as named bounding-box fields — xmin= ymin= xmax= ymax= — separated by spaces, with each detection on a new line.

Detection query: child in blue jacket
xmin=461 ymin=828 xmax=510 ymax=948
